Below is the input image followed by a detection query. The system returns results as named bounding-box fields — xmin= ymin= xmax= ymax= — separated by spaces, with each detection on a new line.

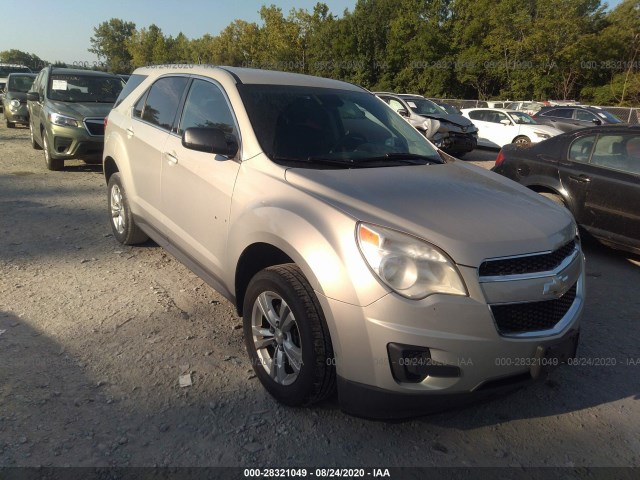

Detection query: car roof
xmin=50 ymin=67 xmax=120 ymax=78
xmin=563 ymin=124 xmax=640 ymax=135
xmin=133 ymin=65 xmax=363 ymax=91
xmin=7 ymin=72 xmax=36 ymax=77
xmin=461 ymin=108 xmax=522 ymax=114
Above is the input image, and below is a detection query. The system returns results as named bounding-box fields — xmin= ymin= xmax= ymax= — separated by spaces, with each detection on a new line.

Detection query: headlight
xmin=49 ymin=112 xmax=78 ymax=128
xmin=534 ymin=131 xmax=550 ymax=139
xmin=9 ymin=99 xmax=21 ymax=111
xmin=357 ymin=223 xmax=467 ymax=299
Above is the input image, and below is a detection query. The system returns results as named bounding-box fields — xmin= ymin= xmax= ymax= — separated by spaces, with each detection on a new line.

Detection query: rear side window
xmin=114 ymin=74 xmax=147 ymax=108
xmin=542 ymin=108 xmax=573 ymax=118
xmin=468 ymin=110 xmax=486 ymax=121
xmin=591 ymin=135 xmax=640 ymax=174
xmin=139 ymin=76 xmax=189 ymax=131
xmin=568 ymin=136 xmax=596 ymax=163
xmin=575 ymin=109 xmax=597 ymax=122
xmin=178 ymin=79 xmax=237 ymax=136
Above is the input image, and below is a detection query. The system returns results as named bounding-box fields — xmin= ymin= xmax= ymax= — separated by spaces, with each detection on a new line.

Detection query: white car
xmin=461 ymin=108 xmax=563 ymax=148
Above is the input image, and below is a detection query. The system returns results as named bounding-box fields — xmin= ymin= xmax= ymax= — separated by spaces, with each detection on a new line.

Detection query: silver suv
xmin=103 ymin=66 xmax=584 ymax=418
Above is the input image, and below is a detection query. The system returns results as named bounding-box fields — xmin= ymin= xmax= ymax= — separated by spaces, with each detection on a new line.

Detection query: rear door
xmin=467 ymin=109 xmax=497 ymax=147
xmin=537 ymin=108 xmax=576 ymax=132
xmin=579 ymin=134 xmax=640 ymax=242
xmin=28 ymin=70 xmax=46 ymax=144
xmin=160 ymin=77 xmax=241 ymax=280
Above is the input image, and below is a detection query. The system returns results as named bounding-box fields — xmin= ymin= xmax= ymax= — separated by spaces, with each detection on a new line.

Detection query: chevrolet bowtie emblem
xmin=543 ymin=274 xmax=571 ymax=296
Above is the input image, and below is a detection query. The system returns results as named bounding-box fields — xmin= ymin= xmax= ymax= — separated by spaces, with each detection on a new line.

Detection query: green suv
xmin=27 ymin=67 xmax=123 ymax=170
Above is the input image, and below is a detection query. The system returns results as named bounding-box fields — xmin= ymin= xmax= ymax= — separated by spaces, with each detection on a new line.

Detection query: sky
xmin=0 ymin=0 xmax=625 ymax=65
xmin=0 ymin=0 xmax=356 ymax=64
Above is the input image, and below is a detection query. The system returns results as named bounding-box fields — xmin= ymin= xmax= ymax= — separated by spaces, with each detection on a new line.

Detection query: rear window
xmin=114 ymin=74 xmax=147 ymax=108
xmin=542 ymin=108 xmax=573 ymax=118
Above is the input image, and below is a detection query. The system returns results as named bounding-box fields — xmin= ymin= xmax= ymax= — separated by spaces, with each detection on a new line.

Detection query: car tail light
xmin=495 ymin=149 xmax=505 ymax=167
xmin=104 ymin=116 xmax=108 ymax=129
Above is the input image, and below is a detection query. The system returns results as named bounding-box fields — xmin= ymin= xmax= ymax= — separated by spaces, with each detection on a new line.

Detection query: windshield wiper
xmin=272 ymin=152 xmax=443 ymax=168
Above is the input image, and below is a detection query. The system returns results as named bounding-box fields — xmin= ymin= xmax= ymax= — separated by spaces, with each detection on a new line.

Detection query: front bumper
xmin=317 ymin=253 xmax=584 ymax=418
xmin=4 ymin=104 xmax=29 ymax=124
xmin=435 ymin=132 xmax=478 ymax=154
xmin=47 ymin=124 xmax=104 ymax=160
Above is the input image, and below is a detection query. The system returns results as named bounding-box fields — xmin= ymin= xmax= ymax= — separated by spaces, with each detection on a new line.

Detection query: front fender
xmin=227 ymin=203 xmax=387 ymax=308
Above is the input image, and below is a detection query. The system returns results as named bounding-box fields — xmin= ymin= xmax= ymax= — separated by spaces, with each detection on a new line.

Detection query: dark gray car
xmin=2 ymin=73 xmax=36 ymax=127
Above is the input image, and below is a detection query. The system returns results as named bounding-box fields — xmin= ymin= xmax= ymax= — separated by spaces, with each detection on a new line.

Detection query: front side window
xmin=405 ymin=98 xmax=446 ymax=115
xmin=48 ymin=74 xmax=123 ymax=103
xmin=509 ymin=112 xmax=537 ymax=124
xmin=178 ymin=79 xmax=237 ymax=136
xmin=387 ymin=98 xmax=405 ymax=113
xmin=575 ymin=109 xmax=597 ymax=122
xmin=139 ymin=76 xmax=189 ymax=131
xmin=568 ymin=135 xmax=596 ymax=163
xmin=238 ymin=85 xmax=441 ymax=167
xmin=591 ymin=134 xmax=640 ymax=174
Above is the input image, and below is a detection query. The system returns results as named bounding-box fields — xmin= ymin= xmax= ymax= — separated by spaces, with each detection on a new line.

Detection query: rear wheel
xmin=513 ymin=136 xmax=531 ymax=147
xmin=107 ymin=172 xmax=149 ymax=245
xmin=243 ymin=264 xmax=335 ymax=407
xmin=43 ymin=134 xmax=63 ymax=171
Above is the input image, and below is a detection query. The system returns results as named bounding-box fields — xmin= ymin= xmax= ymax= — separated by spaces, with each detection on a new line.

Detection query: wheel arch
xmin=103 ymin=156 xmax=119 ymax=184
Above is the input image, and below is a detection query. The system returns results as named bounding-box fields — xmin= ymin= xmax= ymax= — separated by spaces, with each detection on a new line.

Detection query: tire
xmin=243 ymin=264 xmax=336 ymax=407
xmin=513 ymin=136 xmax=531 ymax=147
xmin=107 ymin=172 xmax=149 ymax=245
xmin=6 ymin=120 xmax=15 ymax=129
xmin=43 ymin=133 xmax=63 ymax=171
xmin=540 ymin=192 xmax=567 ymax=208
xmin=30 ymin=122 xmax=42 ymax=150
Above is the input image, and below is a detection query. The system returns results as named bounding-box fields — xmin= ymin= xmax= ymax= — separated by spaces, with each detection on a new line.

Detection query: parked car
xmin=461 ymin=108 xmax=563 ymax=148
xmin=0 ymin=64 xmax=33 ymax=109
xmin=104 ymin=65 xmax=583 ymax=419
xmin=505 ymin=101 xmax=546 ymax=116
xmin=2 ymin=73 xmax=36 ymax=128
xmin=492 ymin=125 xmax=640 ymax=255
xmin=375 ymin=92 xmax=478 ymax=156
xmin=533 ymin=106 xmax=623 ymax=133
xmin=27 ymin=67 xmax=124 ymax=170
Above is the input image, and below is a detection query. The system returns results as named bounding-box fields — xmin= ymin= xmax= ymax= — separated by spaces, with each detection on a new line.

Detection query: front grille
xmin=84 ymin=118 xmax=105 ymax=136
xmin=479 ymin=240 xmax=576 ymax=277
xmin=490 ymin=283 xmax=577 ymax=334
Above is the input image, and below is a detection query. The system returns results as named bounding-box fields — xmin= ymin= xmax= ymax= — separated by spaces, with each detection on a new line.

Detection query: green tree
xmin=0 ymin=49 xmax=47 ymax=70
xmin=89 ymin=18 xmax=136 ymax=73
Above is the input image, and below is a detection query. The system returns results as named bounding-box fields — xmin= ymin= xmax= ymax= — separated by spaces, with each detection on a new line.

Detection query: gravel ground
xmin=1 ymin=123 xmax=639 ymax=471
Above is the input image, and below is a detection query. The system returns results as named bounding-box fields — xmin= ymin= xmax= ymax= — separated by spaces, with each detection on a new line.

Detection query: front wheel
xmin=107 ymin=172 xmax=149 ymax=244
xmin=43 ymin=133 xmax=64 ymax=171
xmin=243 ymin=264 xmax=336 ymax=406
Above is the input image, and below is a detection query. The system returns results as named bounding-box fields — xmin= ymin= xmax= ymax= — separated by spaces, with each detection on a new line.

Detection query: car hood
xmin=284 ymin=161 xmax=575 ymax=267
xmin=418 ymin=113 xmax=476 ymax=130
xmin=47 ymin=100 xmax=114 ymax=119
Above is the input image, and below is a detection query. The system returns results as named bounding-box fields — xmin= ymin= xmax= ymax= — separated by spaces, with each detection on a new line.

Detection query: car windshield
xmin=405 ymin=98 xmax=447 ymax=115
xmin=7 ymin=74 xmax=36 ymax=93
xmin=593 ymin=110 xmax=622 ymax=123
xmin=510 ymin=112 xmax=537 ymax=125
xmin=238 ymin=85 xmax=441 ymax=168
xmin=48 ymin=74 xmax=124 ymax=103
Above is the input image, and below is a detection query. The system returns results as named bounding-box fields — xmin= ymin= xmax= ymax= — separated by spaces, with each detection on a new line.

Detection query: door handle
xmin=164 ymin=152 xmax=178 ymax=165
xmin=126 ymin=128 xmax=134 ymax=137
xmin=569 ymin=174 xmax=590 ymax=183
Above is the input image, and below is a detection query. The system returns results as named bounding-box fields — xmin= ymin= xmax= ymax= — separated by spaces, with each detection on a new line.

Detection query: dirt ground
xmin=1 ymin=122 xmax=639 ymax=471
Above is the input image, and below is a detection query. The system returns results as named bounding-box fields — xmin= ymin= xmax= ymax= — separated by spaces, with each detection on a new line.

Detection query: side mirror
xmin=26 ymin=91 xmax=40 ymax=102
xmin=397 ymin=108 xmax=409 ymax=117
xmin=500 ymin=119 xmax=511 ymax=126
xmin=592 ymin=118 xmax=602 ymax=125
xmin=182 ymin=127 xmax=239 ymax=158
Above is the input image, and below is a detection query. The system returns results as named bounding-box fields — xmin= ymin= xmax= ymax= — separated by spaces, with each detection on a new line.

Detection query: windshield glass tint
xmin=8 ymin=74 xmax=36 ymax=93
xmin=238 ymin=85 xmax=440 ymax=165
xmin=48 ymin=74 xmax=123 ymax=103
xmin=510 ymin=112 xmax=537 ymax=124
xmin=406 ymin=98 xmax=446 ymax=115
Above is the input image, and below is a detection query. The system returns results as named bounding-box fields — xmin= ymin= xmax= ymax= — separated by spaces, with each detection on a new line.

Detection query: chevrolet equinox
xmin=103 ymin=66 xmax=584 ymax=418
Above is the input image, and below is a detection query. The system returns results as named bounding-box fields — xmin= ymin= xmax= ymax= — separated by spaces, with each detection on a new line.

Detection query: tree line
xmin=2 ymin=0 xmax=639 ymax=105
